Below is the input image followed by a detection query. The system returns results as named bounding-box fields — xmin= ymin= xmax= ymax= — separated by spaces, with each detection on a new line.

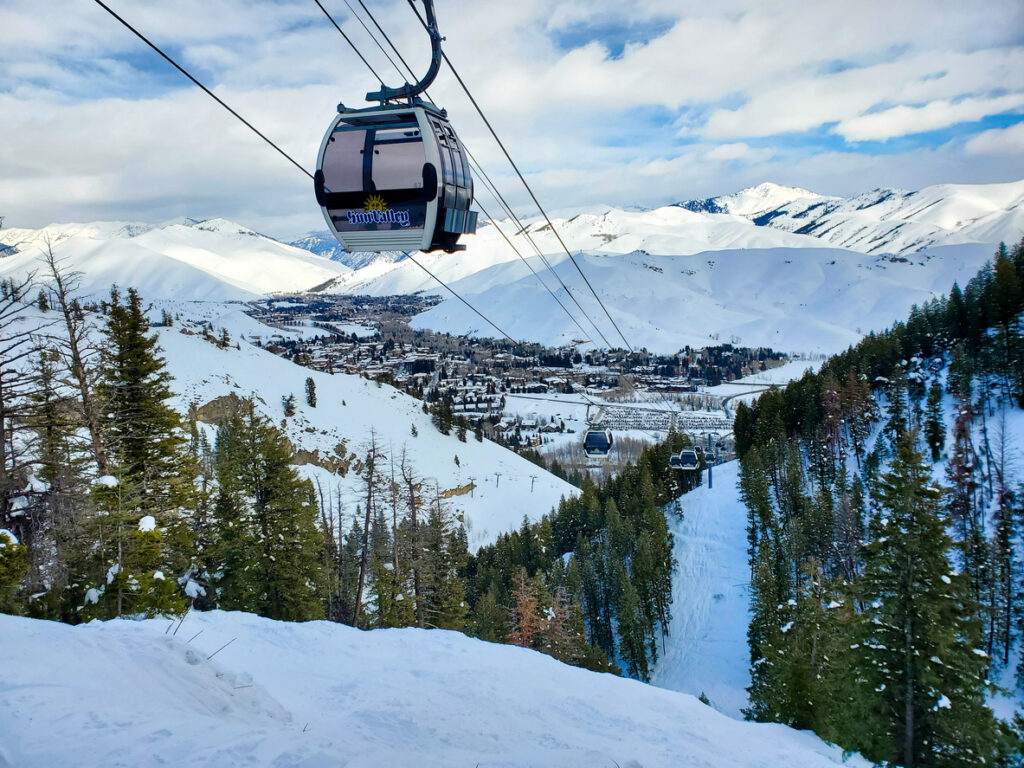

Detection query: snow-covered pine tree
xmin=25 ymin=345 xmax=95 ymax=620
xmin=86 ymin=286 xmax=197 ymax=619
xmin=841 ymin=433 xmax=1005 ymax=767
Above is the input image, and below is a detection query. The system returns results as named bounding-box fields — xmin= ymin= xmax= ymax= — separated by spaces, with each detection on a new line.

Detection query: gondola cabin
xmin=315 ymin=102 xmax=477 ymax=254
xmin=583 ymin=425 xmax=613 ymax=457
xmin=670 ymin=448 xmax=700 ymax=471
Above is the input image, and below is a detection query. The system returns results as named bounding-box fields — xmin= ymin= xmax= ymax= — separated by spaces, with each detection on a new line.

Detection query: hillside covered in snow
xmin=151 ymin=302 xmax=577 ymax=549
xmin=310 ymin=179 xmax=1022 ymax=353
xmin=2 ymin=179 xmax=1019 ymax=355
xmin=0 ymin=218 xmax=349 ymax=300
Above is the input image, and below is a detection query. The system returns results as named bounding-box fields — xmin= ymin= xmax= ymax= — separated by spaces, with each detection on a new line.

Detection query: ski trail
xmin=651 ymin=460 xmax=752 ymax=717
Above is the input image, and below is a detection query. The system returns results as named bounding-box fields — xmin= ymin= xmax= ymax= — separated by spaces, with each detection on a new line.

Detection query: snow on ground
xmin=0 ymin=610 xmax=870 ymax=768
xmin=651 ymin=461 xmax=753 ymax=717
xmin=393 ymin=242 xmax=999 ymax=355
xmin=706 ymin=359 xmax=825 ymax=411
xmin=158 ymin=309 xmax=577 ymax=550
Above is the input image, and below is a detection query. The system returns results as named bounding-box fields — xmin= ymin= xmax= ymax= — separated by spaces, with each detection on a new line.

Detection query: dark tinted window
xmin=321 ymin=127 xmax=368 ymax=193
xmin=372 ymin=127 xmax=425 ymax=190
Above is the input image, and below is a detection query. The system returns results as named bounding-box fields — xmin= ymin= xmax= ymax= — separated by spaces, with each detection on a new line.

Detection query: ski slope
xmin=0 ymin=610 xmax=870 ymax=767
xmin=651 ymin=461 xmax=753 ymax=717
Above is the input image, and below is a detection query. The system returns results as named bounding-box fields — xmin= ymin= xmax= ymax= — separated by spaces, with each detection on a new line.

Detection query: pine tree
xmin=614 ymin=561 xmax=649 ymax=680
xmin=420 ymin=491 xmax=468 ymax=630
xmin=471 ymin=581 xmax=509 ymax=642
xmin=305 ymin=376 xmax=317 ymax=408
xmin=885 ymin=371 xmax=908 ymax=444
xmin=282 ymin=393 xmax=296 ymax=417
xmin=843 ymin=434 xmax=1004 ymax=767
xmin=212 ymin=400 xmax=325 ymax=621
xmin=0 ymin=529 xmax=27 ymax=612
xmin=25 ymin=345 xmax=95 ymax=620
xmin=507 ymin=568 xmax=544 ymax=648
xmin=924 ymin=380 xmax=945 ymax=462
xmin=746 ymin=539 xmax=789 ymax=722
xmin=86 ymin=286 xmax=197 ymax=619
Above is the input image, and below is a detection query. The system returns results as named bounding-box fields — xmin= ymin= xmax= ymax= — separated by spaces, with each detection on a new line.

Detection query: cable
xmin=90 ymin=0 xmax=312 ymax=180
xmin=343 ymin=1 xmax=678 ymax=417
xmin=474 ymin=196 xmax=593 ymax=343
xmin=404 ymin=0 xmax=634 ymax=352
xmin=464 ymin=147 xmax=615 ymax=348
xmin=91 ymin=0 xmax=523 ymax=352
xmin=313 ymin=0 xmax=387 ymax=85
xmin=339 ymin=0 xmax=406 ymax=81
xmin=317 ymin=0 xmax=614 ymax=349
xmin=403 ymin=253 xmax=518 ymax=344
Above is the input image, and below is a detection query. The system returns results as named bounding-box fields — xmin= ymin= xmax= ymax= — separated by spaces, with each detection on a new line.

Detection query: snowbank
xmin=0 ymin=610 xmax=869 ymax=767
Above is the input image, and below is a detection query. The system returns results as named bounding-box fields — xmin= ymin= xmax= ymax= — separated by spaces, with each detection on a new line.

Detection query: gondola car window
xmin=322 ymin=128 xmax=368 ymax=193
xmin=371 ymin=127 xmax=424 ymax=191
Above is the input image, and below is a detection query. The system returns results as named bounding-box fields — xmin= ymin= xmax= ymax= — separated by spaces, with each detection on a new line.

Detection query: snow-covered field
xmin=0 ymin=610 xmax=870 ymax=768
xmin=706 ymin=359 xmax=825 ymax=410
xmin=652 ymin=461 xmax=752 ymax=717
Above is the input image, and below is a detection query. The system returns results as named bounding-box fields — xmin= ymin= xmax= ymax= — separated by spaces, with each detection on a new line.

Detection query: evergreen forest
xmin=733 ymin=238 xmax=1024 ymax=765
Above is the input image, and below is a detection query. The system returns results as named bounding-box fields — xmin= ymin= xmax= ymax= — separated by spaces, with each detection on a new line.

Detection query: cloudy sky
xmin=2 ymin=0 xmax=1022 ymax=238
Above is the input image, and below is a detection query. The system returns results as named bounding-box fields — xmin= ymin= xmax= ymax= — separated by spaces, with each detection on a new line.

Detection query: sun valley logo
xmin=347 ymin=194 xmax=411 ymax=227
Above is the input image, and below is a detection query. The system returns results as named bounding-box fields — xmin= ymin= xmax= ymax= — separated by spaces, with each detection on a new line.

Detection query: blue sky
xmin=0 ymin=0 xmax=1021 ymax=237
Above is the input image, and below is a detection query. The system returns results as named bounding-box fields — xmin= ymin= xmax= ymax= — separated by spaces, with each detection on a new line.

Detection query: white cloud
xmin=706 ymin=143 xmax=752 ymax=160
xmin=0 ymin=0 xmax=1020 ymax=237
xmin=704 ymin=143 xmax=775 ymax=163
xmin=965 ymin=122 xmax=1024 ymax=156
xmin=698 ymin=48 xmax=1024 ymax=139
xmin=836 ymin=95 xmax=1024 ymax=141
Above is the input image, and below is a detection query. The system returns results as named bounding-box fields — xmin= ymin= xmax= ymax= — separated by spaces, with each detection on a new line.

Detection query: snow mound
xmin=0 ymin=611 xmax=869 ymax=767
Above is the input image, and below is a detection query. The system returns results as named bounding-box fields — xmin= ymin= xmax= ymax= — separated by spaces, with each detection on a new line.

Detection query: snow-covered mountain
xmin=3 ymin=178 xmax=1018 ymax=353
xmin=321 ymin=236 xmax=1000 ymax=354
xmin=0 ymin=610 xmax=870 ymax=767
xmin=308 ymin=178 xmax=1020 ymax=353
xmin=290 ymin=230 xmax=408 ymax=271
xmin=678 ymin=180 xmax=1024 ymax=255
xmin=0 ymin=218 xmax=350 ymax=300
xmin=676 ymin=182 xmax=828 ymax=217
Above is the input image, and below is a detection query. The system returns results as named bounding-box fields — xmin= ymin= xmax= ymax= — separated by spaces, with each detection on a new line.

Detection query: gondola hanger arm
xmin=366 ymin=0 xmax=442 ymax=103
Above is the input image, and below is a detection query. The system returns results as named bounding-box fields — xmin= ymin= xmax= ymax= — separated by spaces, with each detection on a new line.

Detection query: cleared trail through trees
xmin=650 ymin=460 xmax=752 ymax=717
